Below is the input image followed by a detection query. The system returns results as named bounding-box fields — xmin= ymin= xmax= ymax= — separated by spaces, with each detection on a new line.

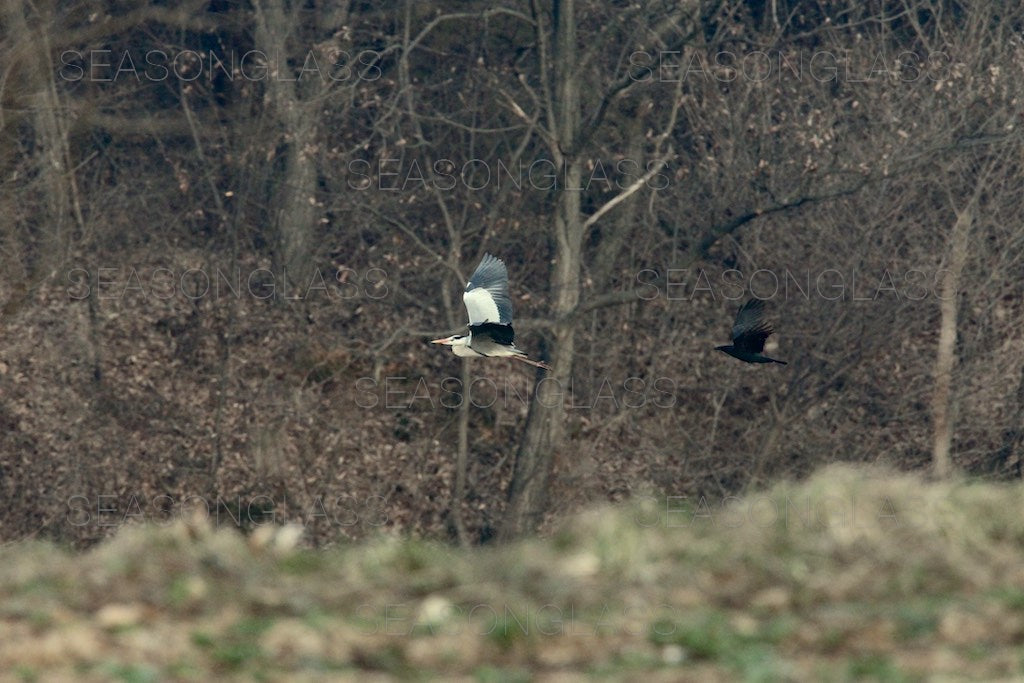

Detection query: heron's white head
xmin=430 ymin=334 xmax=469 ymax=347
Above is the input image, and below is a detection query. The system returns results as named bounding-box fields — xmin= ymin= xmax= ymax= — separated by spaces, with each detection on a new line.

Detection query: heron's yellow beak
xmin=429 ymin=337 xmax=450 ymax=345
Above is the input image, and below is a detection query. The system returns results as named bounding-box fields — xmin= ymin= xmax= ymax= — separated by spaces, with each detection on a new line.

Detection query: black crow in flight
xmin=715 ymin=298 xmax=787 ymax=365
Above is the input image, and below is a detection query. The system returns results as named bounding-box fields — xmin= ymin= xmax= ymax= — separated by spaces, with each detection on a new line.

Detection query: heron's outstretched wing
xmin=463 ymin=253 xmax=513 ymax=325
xmin=731 ymin=298 xmax=773 ymax=354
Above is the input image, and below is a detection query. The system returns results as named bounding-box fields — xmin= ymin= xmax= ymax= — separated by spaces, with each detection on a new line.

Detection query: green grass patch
xmin=473 ymin=666 xmax=532 ymax=683
xmin=12 ymin=666 xmax=37 ymax=683
xmin=991 ymin=587 xmax=1024 ymax=611
xmin=846 ymin=654 xmax=909 ymax=682
xmin=487 ymin=608 xmax=534 ymax=650
xmin=893 ymin=603 xmax=940 ymax=641
xmin=212 ymin=641 xmax=265 ymax=671
xmin=279 ymin=551 xmax=326 ymax=575
xmin=98 ymin=662 xmax=160 ymax=683
xmin=650 ymin=610 xmax=738 ymax=660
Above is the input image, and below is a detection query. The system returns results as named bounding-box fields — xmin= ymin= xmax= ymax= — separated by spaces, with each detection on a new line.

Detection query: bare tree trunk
xmin=500 ymin=0 xmax=583 ymax=539
xmin=4 ymin=0 xmax=77 ymax=277
xmin=931 ymin=198 xmax=975 ymax=478
xmin=995 ymin=364 xmax=1024 ymax=478
xmin=253 ymin=0 xmax=337 ymax=289
xmin=452 ymin=361 xmax=471 ymax=546
xmin=501 ymin=211 xmax=582 ymax=537
xmin=277 ymin=130 xmax=319 ymax=286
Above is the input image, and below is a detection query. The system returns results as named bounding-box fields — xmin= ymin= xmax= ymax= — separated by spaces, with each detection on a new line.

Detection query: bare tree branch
xmin=582 ymin=147 xmax=675 ymax=230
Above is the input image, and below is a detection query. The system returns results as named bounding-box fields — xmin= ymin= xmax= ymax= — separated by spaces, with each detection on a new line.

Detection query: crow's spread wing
xmin=731 ymin=298 xmax=774 ymax=354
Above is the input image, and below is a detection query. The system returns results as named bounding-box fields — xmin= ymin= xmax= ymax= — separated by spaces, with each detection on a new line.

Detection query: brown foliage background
xmin=1 ymin=0 xmax=1023 ymax=546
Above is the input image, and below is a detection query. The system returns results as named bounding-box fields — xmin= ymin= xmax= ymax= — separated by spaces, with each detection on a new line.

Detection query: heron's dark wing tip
xmin=467 ymin=254 xmax=509 ymax=291
xmin=469 ymin=321 xmax=515 ymax=345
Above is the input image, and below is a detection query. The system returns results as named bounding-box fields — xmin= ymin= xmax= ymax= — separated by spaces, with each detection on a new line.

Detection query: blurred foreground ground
xmin=4 ymin=464 xmax=1024 ymax=681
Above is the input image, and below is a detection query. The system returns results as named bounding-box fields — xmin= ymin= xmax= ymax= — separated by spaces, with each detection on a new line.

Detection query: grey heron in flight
xmin=431 ymin=254 xmax=551 ymax=370
xmin=715 ymin=298 xmax=787 ymax=365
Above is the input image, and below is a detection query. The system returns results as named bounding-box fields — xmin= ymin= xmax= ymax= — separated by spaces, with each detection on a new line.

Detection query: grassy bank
xmin=4 ymin=464 xmax=1024 ymax=681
